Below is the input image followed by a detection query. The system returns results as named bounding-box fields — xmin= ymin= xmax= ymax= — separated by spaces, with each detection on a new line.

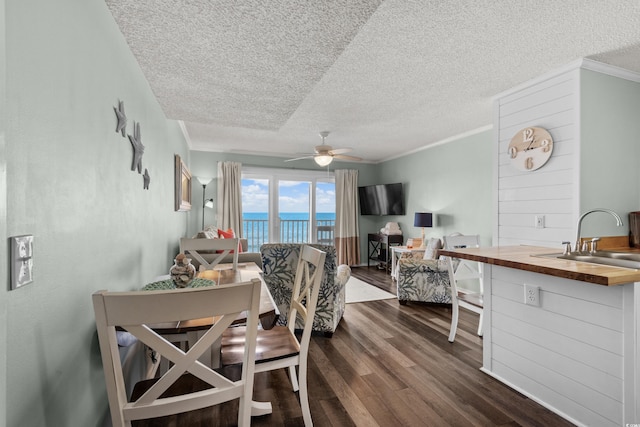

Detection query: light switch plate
xmin=10 ymin=235 xmax=33 ymax=290
xmin=535 ymin=215 xmax=545 ymax=229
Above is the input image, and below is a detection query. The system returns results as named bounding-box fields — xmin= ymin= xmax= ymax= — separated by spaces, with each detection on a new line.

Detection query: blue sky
xmin=242 ymin=179 xmax=335 ymax=213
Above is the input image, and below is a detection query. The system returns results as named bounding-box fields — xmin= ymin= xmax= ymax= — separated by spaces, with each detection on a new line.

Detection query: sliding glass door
xmin=242 ymin=167 xmax=335 ymax=252
xmin=279 ymin=180 xmax=310 ymax=243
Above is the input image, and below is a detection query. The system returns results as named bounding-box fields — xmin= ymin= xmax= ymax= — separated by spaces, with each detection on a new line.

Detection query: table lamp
xmin=414 ymin=212 xmax=433 ymax=248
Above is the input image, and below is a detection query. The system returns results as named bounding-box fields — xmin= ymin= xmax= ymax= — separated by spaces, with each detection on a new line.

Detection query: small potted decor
xmin=170 ymin=253 xmax=196 ymax=287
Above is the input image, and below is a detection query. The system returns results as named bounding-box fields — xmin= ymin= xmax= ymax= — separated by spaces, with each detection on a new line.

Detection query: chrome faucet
xmin=574 ymin=208 xmax=623 ymax=253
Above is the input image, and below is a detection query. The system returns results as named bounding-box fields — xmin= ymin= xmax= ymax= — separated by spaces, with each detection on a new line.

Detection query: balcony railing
xmin=242 ymin=218 xmax=335 ymax=253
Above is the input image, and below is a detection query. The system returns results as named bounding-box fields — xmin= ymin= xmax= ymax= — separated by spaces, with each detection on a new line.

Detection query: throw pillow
xmin=217 ymin=228 xmax=235 ymax=239
xmin=217 ymin=228 xmax=243 ymax=253
xmin=423 ymin=238 xmax=442 ymax=260
xmin=204 ymin=225 xmax=218 ymax=234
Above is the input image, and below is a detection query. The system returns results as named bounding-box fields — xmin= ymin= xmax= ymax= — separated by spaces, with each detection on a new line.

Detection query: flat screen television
xmin=358 ymin=182 xmax=405 ymax=216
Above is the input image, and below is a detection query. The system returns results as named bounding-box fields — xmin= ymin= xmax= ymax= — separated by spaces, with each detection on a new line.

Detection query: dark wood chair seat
xmin=221 ymin=325 xmax=300 ymax=366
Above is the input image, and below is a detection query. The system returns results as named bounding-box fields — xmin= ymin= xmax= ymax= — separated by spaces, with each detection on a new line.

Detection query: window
xmin=242 ymin=167 xmax=335 ymax=252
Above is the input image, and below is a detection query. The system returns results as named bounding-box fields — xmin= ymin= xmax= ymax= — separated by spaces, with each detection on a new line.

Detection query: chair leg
xmin=477 ymin=310 xmax=484 ymax=337
xmin=298 ymin=363 xmax=313 ymax=426
xmin=288 ymin=365 xmax=299 ymax=392
xmin=448 ymin=302 xmax=459 ymax=343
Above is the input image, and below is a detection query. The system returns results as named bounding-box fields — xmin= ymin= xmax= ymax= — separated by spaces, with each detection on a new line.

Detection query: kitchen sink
xmin=590 ymin=250 xmax=640 ymax=262
xmin=534 ymin=251 xmax=640 ymax=269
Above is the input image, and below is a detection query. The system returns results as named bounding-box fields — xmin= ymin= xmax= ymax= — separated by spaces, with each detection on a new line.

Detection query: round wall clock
xmin=508 ymin=126 xmax=553 ymax=171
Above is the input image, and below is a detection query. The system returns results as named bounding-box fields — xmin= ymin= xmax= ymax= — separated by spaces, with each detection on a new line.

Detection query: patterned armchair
xmin=396 ymin=246 xmax=452 ymax=305
xmin=260 ymin=243 xmax=351 ymax=337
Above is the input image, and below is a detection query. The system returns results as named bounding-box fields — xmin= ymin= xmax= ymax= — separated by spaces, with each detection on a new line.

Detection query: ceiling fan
xmin=285 ymin=131 xmax=362 ymax=166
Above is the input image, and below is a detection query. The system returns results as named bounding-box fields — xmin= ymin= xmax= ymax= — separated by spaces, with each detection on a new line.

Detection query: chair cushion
xmin=422 ymin=238 xmax=442 ymax=260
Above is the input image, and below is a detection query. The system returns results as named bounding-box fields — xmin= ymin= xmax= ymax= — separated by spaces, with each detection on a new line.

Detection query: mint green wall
xmin=376 ymin=131 xmax=493 ymax=248
xmin=4 ymin=1 xmax=190 ymax=426
xmin=0 ymin=0 xmax=7 ymax=423
xmin=580 ymin=69 xmax=640 ymax=238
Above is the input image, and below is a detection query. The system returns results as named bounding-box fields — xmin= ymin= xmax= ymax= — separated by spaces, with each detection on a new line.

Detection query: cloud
xmin=241 ymin=178 xmax=335 ymax=213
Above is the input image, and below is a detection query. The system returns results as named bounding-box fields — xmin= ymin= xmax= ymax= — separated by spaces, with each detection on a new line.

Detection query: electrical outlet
xmin=524 ymin=284 xmax=540 ymax=306
xmin=534 ymin=215 xmax=545 ymax=229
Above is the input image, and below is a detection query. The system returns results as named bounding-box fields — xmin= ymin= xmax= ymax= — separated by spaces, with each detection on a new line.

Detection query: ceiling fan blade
xmin=333 ymin=154 xmax=362 ymax=161
xmin=285 ymin=155 xmax=315 ymax=162
xmin=328 ymin=148 xmax=352 ymax=155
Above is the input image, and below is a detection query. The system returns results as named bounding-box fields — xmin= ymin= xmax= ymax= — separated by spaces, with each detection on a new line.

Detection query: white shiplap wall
xmin=485 ymin=266 xmax=627 ymax=426
xmin=489 ymin=60 xmax=640 ymax=425
xmin=495 ymin=67 xmax=580 ymax=248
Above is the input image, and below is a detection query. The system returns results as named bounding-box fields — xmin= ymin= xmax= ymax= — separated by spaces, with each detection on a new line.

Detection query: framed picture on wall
xmin=174 ymin=154 xmax=192 ymax=211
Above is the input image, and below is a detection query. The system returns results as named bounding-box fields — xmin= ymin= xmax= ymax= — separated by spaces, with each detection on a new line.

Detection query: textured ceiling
xmin=105 ymin=0 xmax=640 ymax=163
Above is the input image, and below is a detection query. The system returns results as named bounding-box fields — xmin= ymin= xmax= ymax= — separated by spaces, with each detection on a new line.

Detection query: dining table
xmin=144 ymin=262 xmax=278 ymax=334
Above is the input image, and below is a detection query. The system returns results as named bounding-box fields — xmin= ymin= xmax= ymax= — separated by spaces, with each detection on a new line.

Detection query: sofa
xmin=396 ymin=237 xmax=452 ymax=305
xmin=260 ymin=243 xmax=351 ymax=337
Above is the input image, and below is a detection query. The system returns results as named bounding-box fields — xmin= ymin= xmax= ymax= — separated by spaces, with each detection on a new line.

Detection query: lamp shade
xmin=414 ymin=212 xmax=433 ymax=228
xmin=314 ymin=155 xmax=333 ymax=167
xmin=197 ymin=176 xmax=213 ymax=186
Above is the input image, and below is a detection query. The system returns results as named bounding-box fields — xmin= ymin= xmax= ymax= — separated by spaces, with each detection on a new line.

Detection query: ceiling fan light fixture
xmin=314 ymin=154 xmax=333 ymax=167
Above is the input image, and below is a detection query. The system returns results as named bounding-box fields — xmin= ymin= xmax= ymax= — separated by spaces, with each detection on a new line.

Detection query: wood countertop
xmin=438 ymin=243 xmax=640 ymax=286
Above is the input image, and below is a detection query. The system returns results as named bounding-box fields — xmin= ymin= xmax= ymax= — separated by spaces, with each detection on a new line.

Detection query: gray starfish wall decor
xmin=114 ymin=100 xmax=127 ymax=136
xmin=143 ymin=168 xmax=150 ymax=189
xmin=114 ymin=100 xmax=151 ymax=190
xmin=128 ymin=121 xmax=144 ymax=173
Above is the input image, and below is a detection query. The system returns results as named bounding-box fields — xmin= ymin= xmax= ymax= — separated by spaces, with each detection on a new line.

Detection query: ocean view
xmin=242 ymin=212 xmax=336 ymax=250
xmin=243 ymin=212 xmax=336 ymax=220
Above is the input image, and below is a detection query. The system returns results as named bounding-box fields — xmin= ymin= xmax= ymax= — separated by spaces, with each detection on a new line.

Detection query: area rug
xmin=345 ymin=276 xmax=396 ymax=303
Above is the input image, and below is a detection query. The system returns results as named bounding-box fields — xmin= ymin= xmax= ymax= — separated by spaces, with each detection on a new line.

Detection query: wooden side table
xmin=367 ymin=233 xmax=403 ymax=271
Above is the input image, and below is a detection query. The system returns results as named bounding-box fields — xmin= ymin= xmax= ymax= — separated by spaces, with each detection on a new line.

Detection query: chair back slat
xmin=93 ymin=278 xmax=261 ymax=426
xmin=180 ymin=237 xmax=240 ymax=271
xmin=287 ymin=246 xmax=326 ymax=343
xmin=101 ymin=283 xmax=251 ymax=326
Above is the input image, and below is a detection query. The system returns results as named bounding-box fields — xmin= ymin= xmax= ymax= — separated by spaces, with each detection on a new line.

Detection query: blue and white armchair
xmin=396 ymin=238 xmax=452 ymax=305
xmin=260 ymin=243 xmax=351 ymax=337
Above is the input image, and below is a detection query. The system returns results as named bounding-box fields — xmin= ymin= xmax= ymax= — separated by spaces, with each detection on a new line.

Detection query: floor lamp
xmin=414 ymin=212 xmax=433 ymax=248
xmin=197 ymin=177 xmax=213 ymax=230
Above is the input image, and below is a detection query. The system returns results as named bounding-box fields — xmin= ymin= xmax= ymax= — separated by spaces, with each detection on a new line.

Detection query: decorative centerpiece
xmin=169 ymin=254 xmax=196 ymax=287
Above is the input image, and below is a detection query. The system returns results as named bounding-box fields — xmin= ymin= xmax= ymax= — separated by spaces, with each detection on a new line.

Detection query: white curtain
xmin=216 ymin=161 xmax=243 ymax=237
xmin=335 ymin=169 xmax=360 ymax=265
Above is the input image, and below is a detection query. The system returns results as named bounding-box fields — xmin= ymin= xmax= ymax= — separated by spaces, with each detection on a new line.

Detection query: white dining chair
xmin=443 ymin=234 xmax=484 ymax=343
xmin=221 ymin=245 xmax=326 ymax=426
xmin=92 ymin=278 xmax=261 ymax=427
xmin=180 ymin=237 xmax=240 ymax=271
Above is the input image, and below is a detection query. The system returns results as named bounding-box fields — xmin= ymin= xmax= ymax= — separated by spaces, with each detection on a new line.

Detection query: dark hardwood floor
xmin=219 ymin=266 xmax=573 ymax=426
